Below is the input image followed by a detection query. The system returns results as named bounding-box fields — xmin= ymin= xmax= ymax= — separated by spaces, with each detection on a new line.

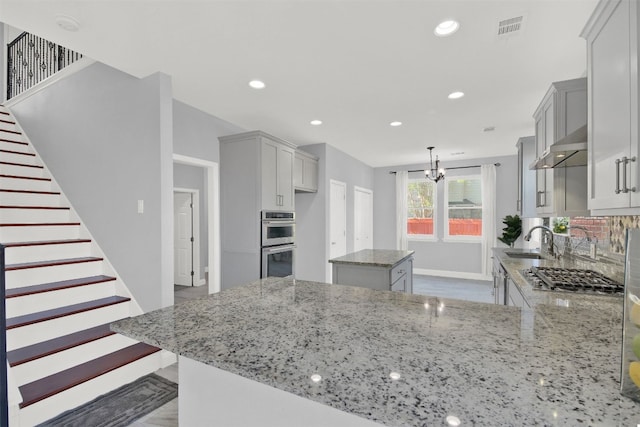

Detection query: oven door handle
xmin=262 ymin=220 xmax=296 ymax=226
xmin=263 ymin=245 xmax=297 ymax=254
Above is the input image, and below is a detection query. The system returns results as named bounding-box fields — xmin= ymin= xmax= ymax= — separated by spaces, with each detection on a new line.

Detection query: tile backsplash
xmin=609 ymin=216 xmax=640 ymax=254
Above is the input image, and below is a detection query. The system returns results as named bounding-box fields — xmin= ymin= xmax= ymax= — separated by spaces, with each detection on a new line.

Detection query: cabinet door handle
xmin=615 ymin=158 xmax=622 ymax=194
xmin=625 ymin=157 xmax=637 ymax=193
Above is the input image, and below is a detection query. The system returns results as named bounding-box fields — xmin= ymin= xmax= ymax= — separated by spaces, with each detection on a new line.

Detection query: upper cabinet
xmin=532 ymin=78 xmax=588 ymax=217
xmin=294 ymin=149 xmax=319 ymax=193
xmin=582 ymin=0 xmax=640 ymax=214
xmin=516 ymin=136 xmax=537 ymax=218
xmin=220 ymin=131 xmax=296 ymax=213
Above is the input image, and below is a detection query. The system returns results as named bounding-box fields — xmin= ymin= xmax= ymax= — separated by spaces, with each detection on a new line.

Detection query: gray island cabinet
xmin=329 ymin=249 xmax=414 ymax=293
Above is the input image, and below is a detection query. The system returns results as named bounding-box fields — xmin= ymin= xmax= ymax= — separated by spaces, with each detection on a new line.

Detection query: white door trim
xmin=353 ymin=186 xmax=373 ymax=252
xmin=174 ymin=188 xmax=202 ymax=286
xmin=173 ymin=154 xmax=221 ymax=294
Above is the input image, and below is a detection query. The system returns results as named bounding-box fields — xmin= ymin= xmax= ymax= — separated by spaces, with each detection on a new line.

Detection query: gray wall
xmin=173 ymin=100 xmax=244 ymax=162
xmin=10 ymin=62 xmax=174 ymax=311
xmin=173 ymin=163 xmax=207 ymax=281
xmin=374 ymin=154 xmax=518 ymax=277
xmin=295 ymin=143 xmax=375 ymax=282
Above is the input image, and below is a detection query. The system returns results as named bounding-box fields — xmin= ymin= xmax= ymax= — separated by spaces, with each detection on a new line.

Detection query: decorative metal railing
xmin=7 ymin=31 xmax=83 ymax=100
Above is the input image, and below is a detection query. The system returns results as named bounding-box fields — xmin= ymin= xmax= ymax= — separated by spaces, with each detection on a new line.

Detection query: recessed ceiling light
xmin=450 ymin=152 xmax=465 ymax=156
xmin=434 ymin=20 xmax=460 ymax=37
xmin=248 ymin=80 xmax=266 ymax=89
xmin=448 ymin=91 xmax=464 ymax=99
xmin=390 ymin=121 xmax=402 ymax=127
xmin=55 ymin=14 xmax=80 ymax=32
xmin=310 ymin=120 xmax=322 ymax=126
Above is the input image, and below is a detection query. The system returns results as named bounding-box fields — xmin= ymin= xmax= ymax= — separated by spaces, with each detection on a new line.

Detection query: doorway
xmin=173 ymin=154 xmax=220 ymax=295
xmin=174 ymin=190 xmax=200 ymax=287
xmin=354 ymin=186 xmax=373 ymax=252
xmin=329 ymin=180 xmax=347 ymax=281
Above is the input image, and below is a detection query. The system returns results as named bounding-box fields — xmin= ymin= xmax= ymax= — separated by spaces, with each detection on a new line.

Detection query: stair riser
xmin=11 ymin=334 xmax=138 ymax=387
xmin=0 ymin=224 xmax=80 ymax=242
xmin=0 ymin=163 xmax=44 ymax=178
xmin=5 ymin=261 xmax=104 ymax=289
xmin=4 ymin=241 xmax=90 ymax=264
xmin=0 ymin=176 xmax=51 ymax=192
xmin=0 ymin=208 xmax=70 ymax=224
xmin=1 ymin=151 xmax=38 ymax=166
xmin=0 ymin=191 xmax=61 ymax=207
xmin=17 ymin=352 xmax=162 ymax=427
xmin=6 ymin=302 xmax=131 ymax=351
xmin=6 ymin=281 xmax=115 ymax=318
xmin=0 ymin=141 xmax=30 ymax=153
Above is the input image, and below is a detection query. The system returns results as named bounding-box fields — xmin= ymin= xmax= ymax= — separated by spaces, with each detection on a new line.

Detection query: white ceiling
xmin=0 ymin=0 xmax=598 ymax=167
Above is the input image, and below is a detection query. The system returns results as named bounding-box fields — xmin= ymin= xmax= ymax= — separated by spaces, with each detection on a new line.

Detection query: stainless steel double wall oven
xmin=261 ymin=211 xmax=295 ymax=278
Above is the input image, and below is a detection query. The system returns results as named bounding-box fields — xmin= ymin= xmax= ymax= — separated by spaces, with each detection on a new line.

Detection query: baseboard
xmin=414 ymin=268 xmax=492 ymax=282
xmin=196 ymin=278 xmax=207 ymax=286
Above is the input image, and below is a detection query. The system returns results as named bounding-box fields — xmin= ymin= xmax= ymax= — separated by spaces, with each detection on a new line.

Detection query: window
xmin=407 ymin=179 xmax=435 ymax=238
xmin=445 ymin=177 xmax=482 ymax=239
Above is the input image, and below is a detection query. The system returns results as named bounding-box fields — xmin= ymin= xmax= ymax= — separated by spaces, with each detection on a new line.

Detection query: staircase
xmin=0 ymin=106 xmax=165 ymax=426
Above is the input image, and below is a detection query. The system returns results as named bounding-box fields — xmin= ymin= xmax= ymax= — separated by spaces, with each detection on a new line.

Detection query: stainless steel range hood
xmin=529 ymin=125 xmax=587 ymax=169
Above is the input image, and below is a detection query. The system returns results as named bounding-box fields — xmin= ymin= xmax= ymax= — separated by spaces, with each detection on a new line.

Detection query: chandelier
xmin=424 ymin=146 xmax=445 ymax=183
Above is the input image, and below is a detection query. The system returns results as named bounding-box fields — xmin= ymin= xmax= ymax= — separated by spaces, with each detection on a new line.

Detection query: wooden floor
xmin=412 ymin=275 xmax=494 ymax=304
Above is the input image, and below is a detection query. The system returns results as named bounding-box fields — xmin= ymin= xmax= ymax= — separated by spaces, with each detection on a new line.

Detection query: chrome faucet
xmin=524 ymin=225 xmax=556 ymax=258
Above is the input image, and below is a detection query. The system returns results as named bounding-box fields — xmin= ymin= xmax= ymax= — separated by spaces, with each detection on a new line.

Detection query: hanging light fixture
xmin=424 ymin=146 xmax=445 ymax=183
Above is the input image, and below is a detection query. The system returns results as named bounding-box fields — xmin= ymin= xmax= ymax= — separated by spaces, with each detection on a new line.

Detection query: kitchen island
xmin=112 ymin=276 xmax=639 ymax=426
xmin=329 ymin=249 xmax=414 ymax=293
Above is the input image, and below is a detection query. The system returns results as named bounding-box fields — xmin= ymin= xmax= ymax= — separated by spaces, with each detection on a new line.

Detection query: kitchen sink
xmin=504 ymin=251 xmax=544 ymax=259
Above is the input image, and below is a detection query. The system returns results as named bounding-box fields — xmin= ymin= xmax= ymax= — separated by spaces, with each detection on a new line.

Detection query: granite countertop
xmin=112 ymin=276 xmax=639 ymax=426
xmin=492 ymin=247 xmax=625 ymax=310
xmin=329 ymin=249 xmax=414 ymax=267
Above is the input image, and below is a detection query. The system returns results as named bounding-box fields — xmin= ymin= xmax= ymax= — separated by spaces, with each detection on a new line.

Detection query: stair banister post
xmin=1 ymin=243 xmax=7 ymax=427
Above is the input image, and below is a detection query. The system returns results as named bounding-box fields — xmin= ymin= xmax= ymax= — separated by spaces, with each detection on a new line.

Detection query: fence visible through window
xmin=7 ymin=31 xmax=83 ymax=100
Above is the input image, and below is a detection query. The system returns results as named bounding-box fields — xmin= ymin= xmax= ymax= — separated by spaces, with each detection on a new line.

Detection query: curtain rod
xmin=388 ymin=162 xmax=501 ymax=174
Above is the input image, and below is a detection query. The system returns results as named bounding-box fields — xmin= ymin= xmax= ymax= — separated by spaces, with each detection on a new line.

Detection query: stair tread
xmin=7 ymin=323 xmax=117 ymax=366
xmin=0 ymin=129 xmax=21 ymax=135
xmin=0 ymin=189 xmax=59 ymax=195
xmin=0 ymin=174 xmax=50 ymax=182
xmin=0 ymin=161 xmax=43 ymax=169
xmin=18 ymin=342 xmax=160 ymax=408
xmin=0 ymin=148 xmax=34 ymax=156
xmin=6 ymin=274 xmax=115 ymax=298
xmin=0 ymin=118 xmax=16 ymax=124
xmin=3 ymin=238 xmax=90 ymax=248
xmin=6 ymin=256 xmax=103 ymax=271
xmin=0 ymin=138 xmax=26 ymax=145
xmin=6 ymin=295 xmax=130 ymax=329
xmin=0 ymin=222 xmax=80 ymax=227
xmin=0 ymin=205 xmax=70 ymax=210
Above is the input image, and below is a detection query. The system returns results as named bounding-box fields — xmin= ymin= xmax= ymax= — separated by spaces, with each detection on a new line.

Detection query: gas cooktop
xmin=522 ymin=267 xmax=623 ymax=295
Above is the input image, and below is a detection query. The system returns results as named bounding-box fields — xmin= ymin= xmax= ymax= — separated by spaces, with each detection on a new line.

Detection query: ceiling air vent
xmin=497 ymin=16 xmax=524 ymax=36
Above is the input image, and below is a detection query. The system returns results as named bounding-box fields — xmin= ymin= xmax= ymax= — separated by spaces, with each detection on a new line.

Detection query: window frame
xmin=407 ymin=177 xmax=437 ymax=241
xmin=443 ymin=174 xmax=483 ymax=243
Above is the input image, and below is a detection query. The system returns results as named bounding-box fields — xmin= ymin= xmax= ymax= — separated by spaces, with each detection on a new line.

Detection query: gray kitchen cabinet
xmin=294 ymin=149 xmax=318 ymax=193
xmin=582 ymin=0 xmax=640 ymax=215
xmin=507 ymin=277 xmax=528 ymax=308
xmin=219 ymin=131 xmax=297 ymax=287
xmin=261 ymin=137 xmax=295 ymax=211
xmin=329 ymin=250 xmax=414 ymax=293
xmin=516 ymin=136 xmax=536 ymax=218
xmin=532 ymin=77 xmax=588 ymax=217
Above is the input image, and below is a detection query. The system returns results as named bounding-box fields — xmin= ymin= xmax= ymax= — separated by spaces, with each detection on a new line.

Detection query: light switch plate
xmin=137 ymin=200 xmax=144 ymax=214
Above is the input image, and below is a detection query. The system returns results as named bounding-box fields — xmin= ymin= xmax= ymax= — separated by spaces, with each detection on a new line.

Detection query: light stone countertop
xmin=328 ymin=249 xmax=414 ymax=267
xmin=112 ymin=275 xmax=640 ymax=426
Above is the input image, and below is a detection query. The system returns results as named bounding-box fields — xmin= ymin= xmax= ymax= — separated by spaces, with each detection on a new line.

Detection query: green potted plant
xmin=553 ymin=217 xmax=569 ymax=234
xmin=498 ymin=214 xmax=522 ymax=248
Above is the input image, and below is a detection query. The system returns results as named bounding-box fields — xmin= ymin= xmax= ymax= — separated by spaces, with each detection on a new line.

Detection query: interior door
xmin=329 ymin=180 xmax=347 ymax=279
xmin=354 ymin=186 xmax=373 ymax=252
xmin=174 ymin=192 xmax=193 ymax=286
